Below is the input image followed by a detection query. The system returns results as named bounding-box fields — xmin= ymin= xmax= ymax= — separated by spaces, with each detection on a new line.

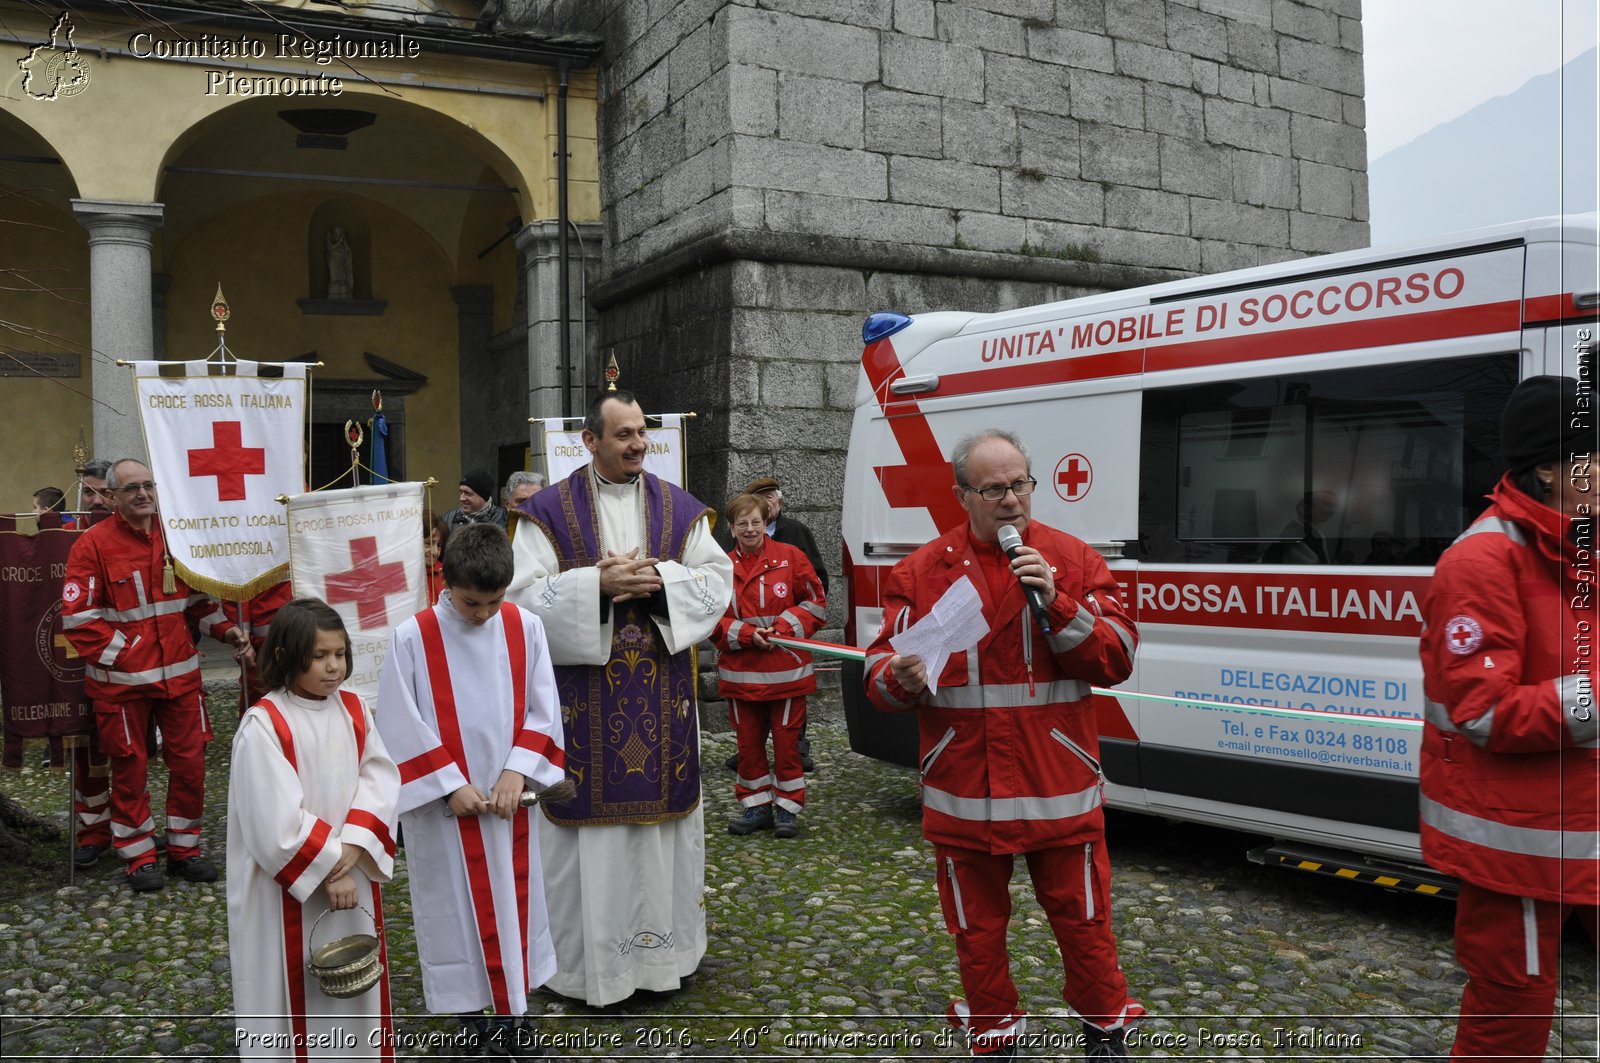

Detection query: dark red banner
xmin=0 ymin=516 xmax=93 ymax=767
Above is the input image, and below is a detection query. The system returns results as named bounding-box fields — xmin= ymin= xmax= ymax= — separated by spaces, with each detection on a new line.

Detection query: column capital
xmin=71 ymin=199 xmax=163 ymax=244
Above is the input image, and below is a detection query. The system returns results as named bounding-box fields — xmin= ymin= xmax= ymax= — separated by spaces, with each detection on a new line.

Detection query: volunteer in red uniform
xmin=711 ymin=492 xmax=826 ymax=839
xmin=865 ymin=430 xmax=1142 ymax=1061
xmin=1419 ymin=375 xmax=1599 ymax=1063
xmin=60 ymin=459 xmax=252 ymax=892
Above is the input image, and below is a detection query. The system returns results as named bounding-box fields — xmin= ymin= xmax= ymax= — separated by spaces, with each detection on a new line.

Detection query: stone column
xmin=71 ymin=200 xmax=163 ymax=463
xmin=515 ymin=219 xmax=603 ymax=423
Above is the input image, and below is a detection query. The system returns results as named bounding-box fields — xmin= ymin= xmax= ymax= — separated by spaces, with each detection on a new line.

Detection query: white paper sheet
xmin=889 ymin=575 xmax=990 ymax=695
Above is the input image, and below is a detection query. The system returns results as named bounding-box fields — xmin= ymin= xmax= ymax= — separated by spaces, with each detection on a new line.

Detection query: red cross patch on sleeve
xmin=62 ymin=581 xmax=82 ymax=604
xmin=1444 ymin=615 xmax=1484 ymax=656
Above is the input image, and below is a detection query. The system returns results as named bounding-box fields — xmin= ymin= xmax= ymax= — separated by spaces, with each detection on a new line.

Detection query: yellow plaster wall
xmin=161 ymin=193 xmax=462 ymax=492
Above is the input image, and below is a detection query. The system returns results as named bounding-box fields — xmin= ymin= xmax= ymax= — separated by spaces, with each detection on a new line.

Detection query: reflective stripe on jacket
xmin=711 ymin=537 xmax=826 ymax=700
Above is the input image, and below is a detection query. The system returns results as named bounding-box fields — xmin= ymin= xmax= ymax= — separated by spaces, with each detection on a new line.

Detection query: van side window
xmin=1135 ymin=354 xmax=1518 ymax=565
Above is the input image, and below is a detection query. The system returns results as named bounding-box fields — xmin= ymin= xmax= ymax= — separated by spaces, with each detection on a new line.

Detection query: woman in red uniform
xmin=1419 ymin=374 xmax=1599 ymax=1062
xmin=711 ymin=492 xmax=826 ymax=839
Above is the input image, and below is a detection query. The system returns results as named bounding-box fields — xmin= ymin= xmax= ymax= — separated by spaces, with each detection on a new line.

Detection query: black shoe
xmin=727 ymin=805 xmax=773 ymax=835
xmin=127 ymin=862 xmax=164 ymax=892
xmin=1082 ymin=1023 xmax=1128 ymax=1060
xmin=166 ymin=854 xmax=219 ymax=882
xmin=801 ymin=752 xmax=816 ymax=772
xmin=73 ymin=843 xmax=108 ymax=869
xmin=773 ymin=807 xmax=799 ymax=838
xmin=724 ymin=752 xmax=738 ymax=771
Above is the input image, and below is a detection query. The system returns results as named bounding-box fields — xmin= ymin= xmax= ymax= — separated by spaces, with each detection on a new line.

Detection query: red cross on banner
xmin=325 ymin=536 xmax=409 ymax=630
xmin=188 ymin=421 xmax=266 ymax=502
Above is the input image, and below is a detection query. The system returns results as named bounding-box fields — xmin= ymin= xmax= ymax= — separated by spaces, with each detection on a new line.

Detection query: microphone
xmin=997 ymin=524 xmax=1052 ymax=634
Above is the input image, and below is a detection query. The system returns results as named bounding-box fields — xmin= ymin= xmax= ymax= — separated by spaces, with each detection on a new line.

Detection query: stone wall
xmin=502 ymin=0 xmax=1370 ymax=623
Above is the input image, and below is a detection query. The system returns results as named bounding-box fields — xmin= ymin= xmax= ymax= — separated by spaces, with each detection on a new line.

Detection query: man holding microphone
xmin=864 ymin=430 xmax=1143 ymax=1060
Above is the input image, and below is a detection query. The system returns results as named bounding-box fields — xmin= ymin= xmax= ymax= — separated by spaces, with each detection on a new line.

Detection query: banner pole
xmin=66 ymin=750 xmax=78 ymax=885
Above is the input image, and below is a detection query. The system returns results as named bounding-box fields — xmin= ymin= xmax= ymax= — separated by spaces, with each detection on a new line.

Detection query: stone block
xmin=729 ymin=65 xmax=778 ymax=136
xmin=894 ymin=0 xmax=936 ymax=37
xmin=1030 ymin=219 xmax=1197 ymax=271
xmin=943 ymin=101 xmax=1019 ymax=168
xmin=727 ymin=349 xmax=760 ymax=405
xmin=1105 ymin=0 xmax=1167 ymax=46
xmin=882 ymin=33 xmax=985 ymax=103
xmin=764 ymin=190 xmax=957 ymax=246
xmin=1289 ymin=112 xmax=1365 ymax=168
xmin=1145 ymin=82 xmax=1205 ymax=140
xmin=1288 ymin=211 xmax=1367 ymax=253
xmin=660 ymin=140 xmax=731 ymax=217
xmin=986 ymin=53 xmax=1071 ymax=116
xmin=726 ymin=7 xmax=881 ymax=83
xmin=864 ymin=86 xmax=944 ymax=158
xmin=937 ymin=5 xmax=1027 ymax=55
xmin=1226 ymin=21 xmax=1279 ymax=74
xmin=1351 ymin=169 xmax=1368 ymax=222
xmin=1218 ymin=65 xmax=1263 ymax=104
xmin=731 ymin=261 xmax=869 ymax=312
xmin=1271 ymin=0 xmax=1339 ymax=45
xmin=1017 ymin=110 xmax=1082 ymax=178
xmin=731 ymin=136 xmax=888 ymax=200
xmin=761 ymin=360 xmax=829 ymax=408
xmin=1268 ymin=75 xmax=1341 ymax=120
xmin=825 ymin=360 xmax=861 ymax=408
xmin=760 ymin=0 xmax=895 ymax=29
xmin=1001 ymin=172 xmax=1103 ymax=224
xmin=668 ymin=20 xmax=712 ymax=102
xmin=1189 ymin=196 xmax=1288 ymax=245
xmin=1199 ymin=237 xmax=1267 ymax=273
xmin=1278 ymin=37 xmax=1362 ymax=96
xmin=1079 ymin=122 xmax=1159 ymax=188
xmin=682 ymin=70 xmax=732 ymax=156
xmin=1297 ymin=159 xmax=1353 ymax=217
xmin=956 ymin=210 xmax=1029 ymax=252
xmin=635 ymin=190 xmax=733 ymax=261
xmin=622 ymin=58 xmax=671 ymax=140
xmin=958 ymin=0 xmax=1055 ymax=18
xmin=1232 ymin=148 xmax=1297 ymax=208
xmin=732 ymin=309 xmax=862 ymax=365
xmin=1191 ymin=57 xmax=1219 ymax=96
xmin=1157 ymin=136 xmax=1232 ymax=198
xmin=728 ymin=406 xmax=857 ymax=452
xmin=1203 ymin=97 xmax=1290 ymax=153
xmin=1028 ymin=27 xmax=1115 ymax=73
xmin=1167 ymin=5 xmax=1228 ymax=61
xmin=1070 ymin=69 xmax=1146 ymax=128
xmin=1339 ymin=14 xmax=1362 ymax=51
xmin=891 ymin=156 xmax=1002 ymax=212
xmin=779 ymin=74 xmax=865 ymax=149
xmin=1342 ymin=93 xmax=1364 ymax=129
xmin=1114 ymin=40 xmax=1195 ymax=88
xmin=1058 ymin=0 xmax=1108 ymax=33
xmin=1198 ymin=0 xmax=1271 ymax=28
xmin=1104 ymin=186 xmax=1190 ymax=235
xmin=614 ymin=179 xmax=665 ymax=244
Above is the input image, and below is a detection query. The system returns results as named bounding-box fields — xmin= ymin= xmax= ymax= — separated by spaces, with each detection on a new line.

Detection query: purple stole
xmin=521 ymin=468 xmax=711 ymax=826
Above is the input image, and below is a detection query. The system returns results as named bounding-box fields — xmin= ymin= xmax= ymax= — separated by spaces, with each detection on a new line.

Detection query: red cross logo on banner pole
xmin=1054 ymin=453 xmax=1093 ymax=502
xmin=188 ymin=421 xmax=266 ymax=502
xmin=325 ymin=536 xmax=409 ymax=630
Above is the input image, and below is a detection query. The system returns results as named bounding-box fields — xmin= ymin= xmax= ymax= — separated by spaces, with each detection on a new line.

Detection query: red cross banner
xmin=287 ymin=482 xmax=427 ymax=706
xmin=0 ymin=517 xmax=92 ymax=768
xmin=134 ymin=360 xmax=307 ymax=599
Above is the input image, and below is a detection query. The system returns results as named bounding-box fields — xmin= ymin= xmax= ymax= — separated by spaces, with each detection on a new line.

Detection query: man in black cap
xmin=444 ymin=469 xmax=507 ymax=531
xmin=1418 ymin=374 xmax=1599 ymax=1062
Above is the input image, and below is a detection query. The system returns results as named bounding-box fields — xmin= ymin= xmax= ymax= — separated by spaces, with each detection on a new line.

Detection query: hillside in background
xmin=1369 ymin=46 xmax=1597 ymax=244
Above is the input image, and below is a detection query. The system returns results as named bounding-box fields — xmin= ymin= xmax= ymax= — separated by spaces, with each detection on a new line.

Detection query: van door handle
xmin=889 ymin=374 xmax=940 ymax=395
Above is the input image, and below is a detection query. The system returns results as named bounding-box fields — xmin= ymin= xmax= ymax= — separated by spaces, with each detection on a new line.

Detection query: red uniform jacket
xmin=60 ymin=513 xmax=232 ymax=703
xmin=1419 ymin=476 xmax=1599 ymax=904
xmin=711 ymin=537 xmax=826 ymax=700
xmin=865 ymin=521 xmax=1137 ymax=854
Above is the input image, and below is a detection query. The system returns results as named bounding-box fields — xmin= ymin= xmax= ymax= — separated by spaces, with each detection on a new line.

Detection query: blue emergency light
xmin=862 ymin=311 xmax=913 ymax=344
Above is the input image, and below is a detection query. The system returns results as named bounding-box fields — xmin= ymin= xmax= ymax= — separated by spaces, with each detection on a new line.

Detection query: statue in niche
xmin=325 ymin=225 xmax=354 ymax=299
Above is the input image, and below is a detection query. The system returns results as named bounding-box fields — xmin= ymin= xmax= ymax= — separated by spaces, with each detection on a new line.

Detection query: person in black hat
xmin=444 ymin=468 xmax=507 ymax=531
xmin=1417 ymin=374 xmax=1599 ymax=1061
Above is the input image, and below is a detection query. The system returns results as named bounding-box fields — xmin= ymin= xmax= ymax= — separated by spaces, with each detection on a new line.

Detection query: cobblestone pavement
xmin=1 ymin=684 xmax=1594 ymax=1061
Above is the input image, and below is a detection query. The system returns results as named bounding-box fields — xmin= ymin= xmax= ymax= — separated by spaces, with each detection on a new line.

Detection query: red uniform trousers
xmin=936 ymin=840 xmax=1136 ymax=1051
xmin=70 ymin=738 xmax=111 ymax=848
xmin=730 ymin=697 xmax=806 ymax=812
xmin=93 ymin=692 xmax=211 ymax=868
xmin=1451 ymin=882 xmax=1599 ymax=1062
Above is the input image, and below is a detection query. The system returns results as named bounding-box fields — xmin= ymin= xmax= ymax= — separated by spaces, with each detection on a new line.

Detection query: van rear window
xmin=1135 ymin=353 xmax=1519 ymax=566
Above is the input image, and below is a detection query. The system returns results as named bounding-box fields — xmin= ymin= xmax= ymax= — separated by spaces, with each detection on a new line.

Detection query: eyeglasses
xmin=959 ymin=477 xmax=1038 ymax=502
xmin=113 ymin=481 xmax=157 ymax=496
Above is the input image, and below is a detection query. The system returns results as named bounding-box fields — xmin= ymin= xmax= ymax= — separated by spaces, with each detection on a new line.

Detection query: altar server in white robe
xmin=228 ymin=597 xmax=400 ymax=1061
xmin=508 ymin=392 xmax=732 ymax=1006
xmin=377 ymin=524 xmax=566 ymax=1051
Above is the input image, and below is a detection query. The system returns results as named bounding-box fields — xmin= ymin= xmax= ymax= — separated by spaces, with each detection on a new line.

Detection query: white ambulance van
xmin=841 ymin=215 xmax=1598 ymax=891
